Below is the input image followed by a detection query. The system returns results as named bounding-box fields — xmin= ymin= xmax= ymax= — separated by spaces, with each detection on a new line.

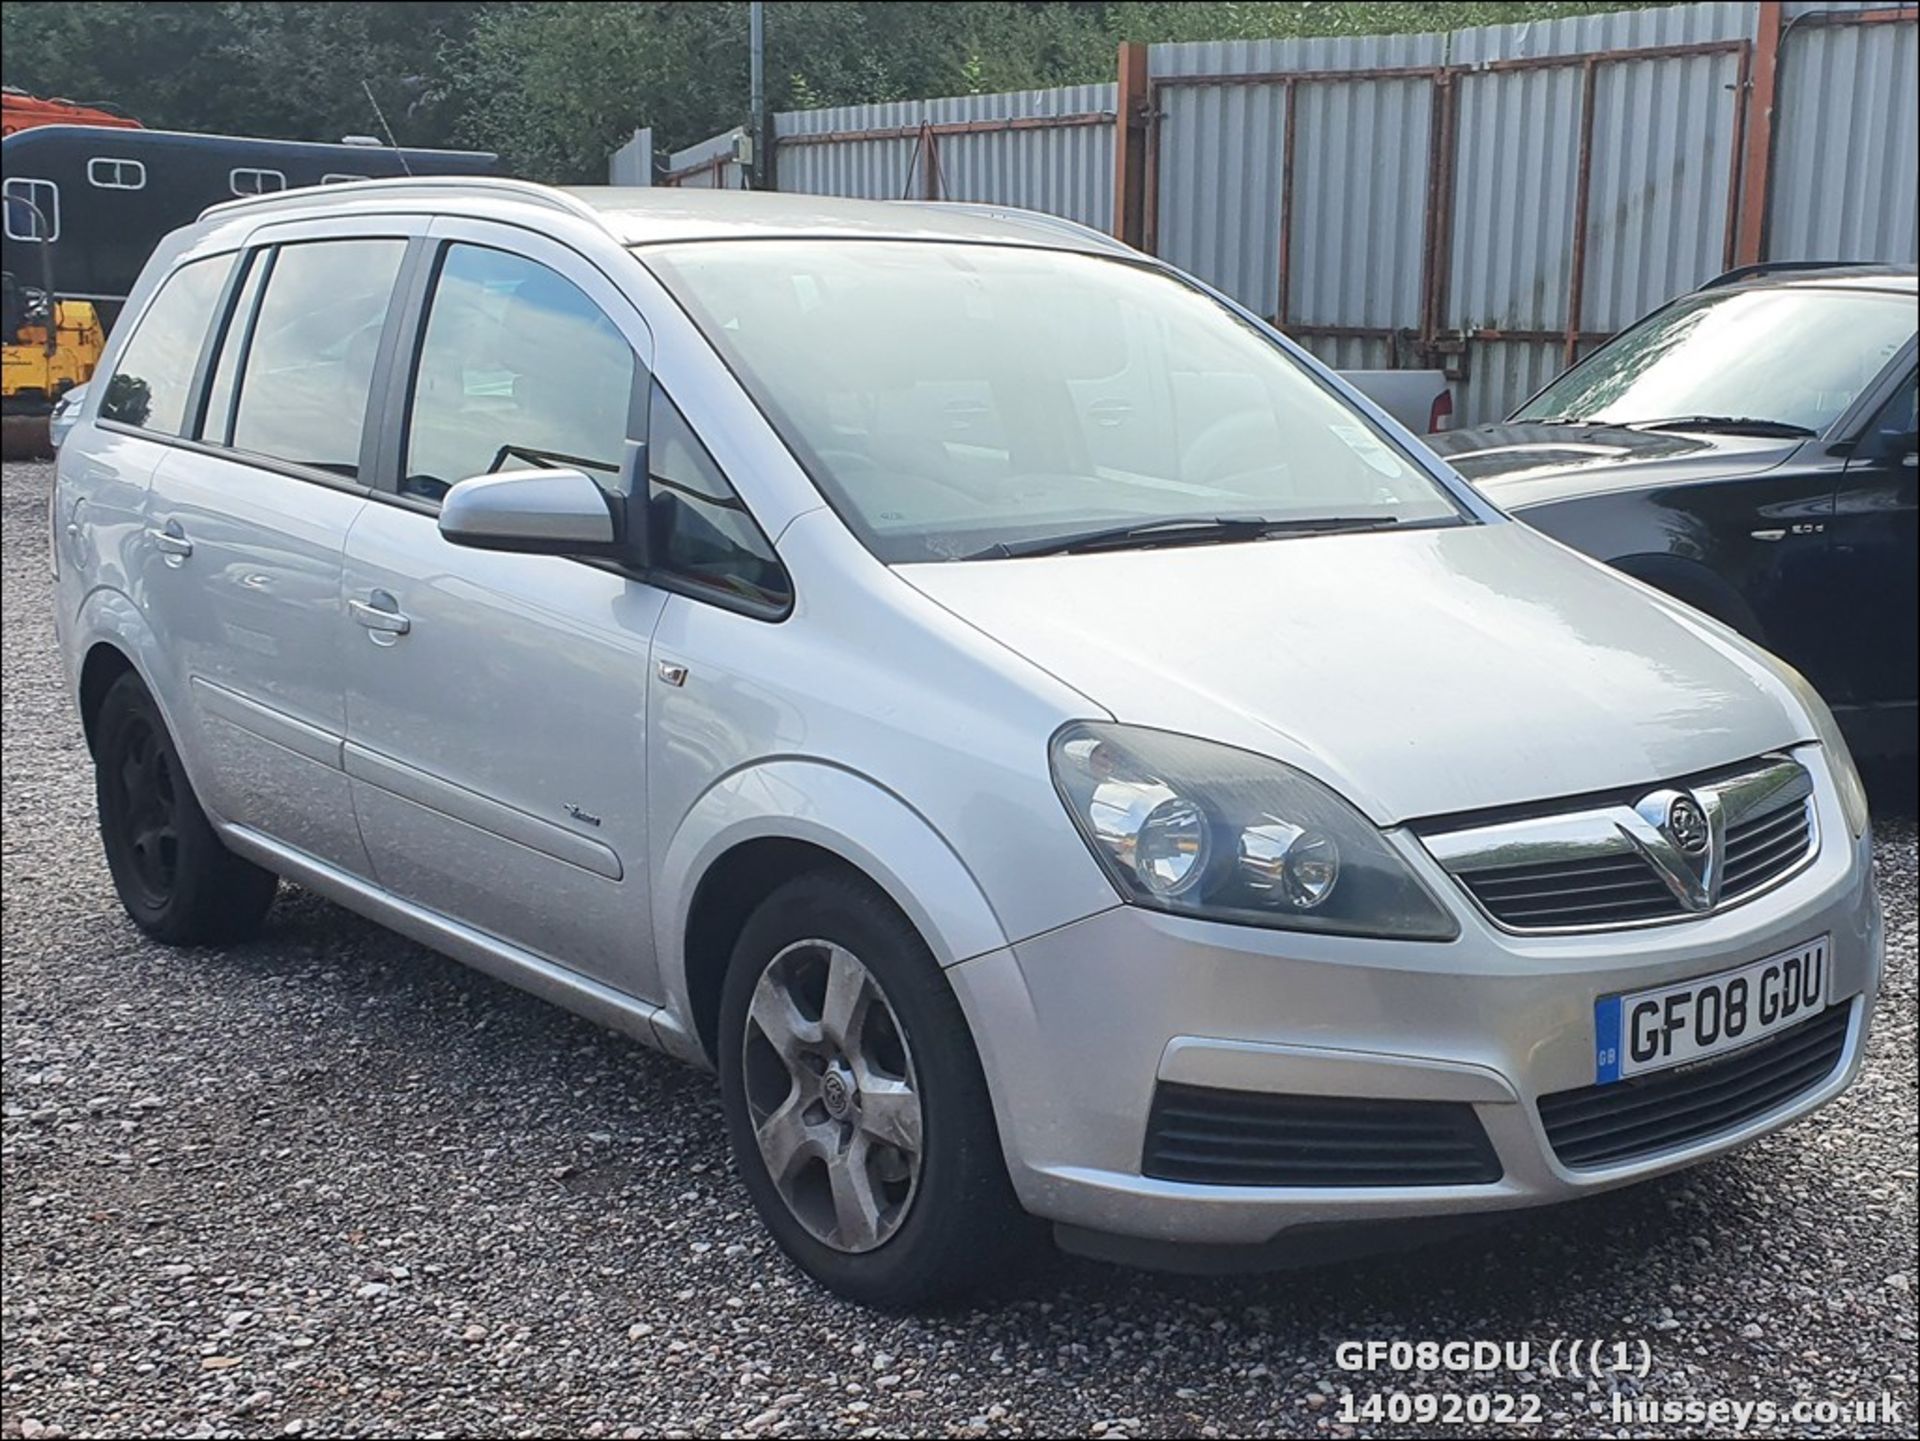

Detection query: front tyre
xmin=718 ymin=870 xmax=1035 ymax=1308
xmin=93 ymin=671 xmax=277 ymax=944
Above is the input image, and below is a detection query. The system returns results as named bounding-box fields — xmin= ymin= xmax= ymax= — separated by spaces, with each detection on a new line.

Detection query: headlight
xmin=1777 ymin=665 xmax=1870 ymax=839
xmin=1050 ymin=722 xmax=1457 ymax=939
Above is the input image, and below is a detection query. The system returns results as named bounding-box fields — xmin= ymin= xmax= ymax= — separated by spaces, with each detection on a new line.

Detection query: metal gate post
xmin=1735 ymin=1 xmax=1785 ymax=264
xmin=1112 ymin=42 xmax=1150 ymax=246
xmin=1563 ymin=57 xmax=1601 ymax=370
xmin=1275 ymin=80 xmax=1298 ymax=328
xmin=1418 ymin=70 xmax=1459 ymax=366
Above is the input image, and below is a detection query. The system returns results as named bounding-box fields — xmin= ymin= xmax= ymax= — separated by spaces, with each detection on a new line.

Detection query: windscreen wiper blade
xmin=968 ymin=514 xmax=1400 ymax=561
xmin=1628 ymin=415 xmax=1817 ymax=438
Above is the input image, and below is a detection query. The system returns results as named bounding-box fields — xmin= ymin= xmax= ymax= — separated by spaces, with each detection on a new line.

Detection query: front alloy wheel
xmin=717 ymin=871 xmax=1036 ymax=1308
xmin=742 ymin=940 xmax=924 ymax=1252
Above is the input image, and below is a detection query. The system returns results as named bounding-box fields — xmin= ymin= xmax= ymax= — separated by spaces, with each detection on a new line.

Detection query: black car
xmin=1429 ymin=262 xmax=1917 ymax=762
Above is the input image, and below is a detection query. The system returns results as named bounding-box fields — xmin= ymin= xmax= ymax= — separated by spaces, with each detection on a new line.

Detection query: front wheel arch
xmin=1609 ymin=551 xmax=1768 ymax=643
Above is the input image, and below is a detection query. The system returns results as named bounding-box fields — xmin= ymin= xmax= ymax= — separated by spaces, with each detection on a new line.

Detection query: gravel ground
xmin=3 ymin=455 xmax=1915 ymax=1440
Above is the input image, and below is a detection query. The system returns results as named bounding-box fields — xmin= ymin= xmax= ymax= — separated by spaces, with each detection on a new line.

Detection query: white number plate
xmin=1594 ymin=936 xmax=1828 ymax=1083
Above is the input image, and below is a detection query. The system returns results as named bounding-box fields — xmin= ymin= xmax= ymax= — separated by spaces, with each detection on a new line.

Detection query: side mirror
xmin=437 ymin=467 xmax=630 ymax=559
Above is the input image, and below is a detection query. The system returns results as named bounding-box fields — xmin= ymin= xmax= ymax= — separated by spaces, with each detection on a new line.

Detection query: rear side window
xmin=87 ymin=158 xmax=146 ymax=190
xmin=230 ymin=239 xmax=406 ymax=477
xmin=230 ymin=167 xmax=286 ymax=197
xmin=648 ymin=380 xmax=791 ymax=612
xmin=402 ymin=243 xmax=636 ymax=502
xmin=98 ymin=254 xmax=233 ymax=435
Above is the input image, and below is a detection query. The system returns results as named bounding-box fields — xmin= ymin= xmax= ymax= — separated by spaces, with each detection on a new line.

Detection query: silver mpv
xmin=53 ymin=181 xmax=1882 ymax=1307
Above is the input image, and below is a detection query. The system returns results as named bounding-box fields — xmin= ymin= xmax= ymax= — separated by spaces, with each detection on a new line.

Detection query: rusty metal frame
xmin=1563 ymin=58 xmax=1602 ymax=369
xmin=774 ymin=112 xmax=1110 ymax=148
xmin=659 ymin=152 xmax=733 ymax=188
xmin=1144 ymin=35 xmax=1753 ymax=373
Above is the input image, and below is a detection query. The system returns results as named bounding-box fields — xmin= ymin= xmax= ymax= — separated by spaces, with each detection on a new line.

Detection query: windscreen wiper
xmin=1627 ymin=415 xmax=1817 ymax=438
xmin=966 ymin=514 xmax=1401 ymax=561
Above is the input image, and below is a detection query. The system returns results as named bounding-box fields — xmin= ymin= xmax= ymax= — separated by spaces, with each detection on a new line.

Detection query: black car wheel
xmin=94 ymin=671 xmax=277 ymax=944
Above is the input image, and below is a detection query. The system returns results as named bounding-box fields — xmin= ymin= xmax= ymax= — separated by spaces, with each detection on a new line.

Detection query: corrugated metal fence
xmin=633 ymin=0 xmax=1916 ymax=423
xmin=772 ymin=84 xmax=1117 ymax=232
xmin=608 ymin=128 xmax=653 ymax=186
xmin=662 ymin=128 xmax=747 ymax=190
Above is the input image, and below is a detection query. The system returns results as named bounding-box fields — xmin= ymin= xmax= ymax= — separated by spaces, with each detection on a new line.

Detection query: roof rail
xmin=917 ymin=201 xmax=1136 ymax=257
xmin=1699 ymin=259 xmax=1906 ymax=290
xmin=198 ymin=175 xmax=610 ymax=231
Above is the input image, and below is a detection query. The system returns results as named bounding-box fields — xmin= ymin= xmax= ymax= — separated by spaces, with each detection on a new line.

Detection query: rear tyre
xmin=718 ymin=869 xmax=1037 ymax=1308
xmin=93 ymin=671 xmax=277 ymax=944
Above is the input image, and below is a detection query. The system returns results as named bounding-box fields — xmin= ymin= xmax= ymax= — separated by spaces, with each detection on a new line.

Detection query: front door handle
xmin=349 ymin=592 xmax=411 ymax=639
xmin=147 ymin=521 xmax=193 ymax=560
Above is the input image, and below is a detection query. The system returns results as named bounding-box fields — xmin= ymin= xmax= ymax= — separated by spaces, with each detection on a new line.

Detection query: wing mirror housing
xmin=438 ymin=466 xmax=641 ymax=562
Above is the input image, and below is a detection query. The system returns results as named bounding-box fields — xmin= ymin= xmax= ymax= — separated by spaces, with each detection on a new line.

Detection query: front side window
xmin=3 ymin=178 xmax=59 ymax=241
xmin=230 ymin=239 xmax=406 ymax=476
xmin=643 ymin=240 xmax=1465 ymax=564
xmin=1517 ymin=285 xmax=1917 ymax=434
xmin=648 ymin=380 xmax=790 ymax=610
xmin=1863 ymin=370 xmax=1917 ymax=461
xmin=403 ymin=243 xmax=635 ymax=502
xmin=98 ymin=254 xmax=233 ymax=434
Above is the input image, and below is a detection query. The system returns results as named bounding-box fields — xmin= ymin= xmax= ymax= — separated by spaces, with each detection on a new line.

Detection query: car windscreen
xmin=641 ymin=240 xmax=1467 ymax=564
xmin=1515 ymin=284 xmax=1915 ymax=433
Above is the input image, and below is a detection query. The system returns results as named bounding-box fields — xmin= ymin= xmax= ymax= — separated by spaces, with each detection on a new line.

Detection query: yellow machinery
xmin=2 ymin=282 xmax=104 ymax=457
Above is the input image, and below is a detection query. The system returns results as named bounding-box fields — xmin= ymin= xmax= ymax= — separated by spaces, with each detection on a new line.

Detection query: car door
xmin=66 ymin=242 xmax=233 ymax=697
xmin=136 ymin=222 xmax=419 ymax=876
xmin=341 ymin=220 xmax=667 ymax=997
xmin=1830 ymin=361 xmax=1918 ymax=735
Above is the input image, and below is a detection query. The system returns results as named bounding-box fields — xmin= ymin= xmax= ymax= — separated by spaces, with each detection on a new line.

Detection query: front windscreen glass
xmin=643 ymin=240 xmax=1467 ymax=563
xmin=1516 ymin=284 xmax=1915 ymax=433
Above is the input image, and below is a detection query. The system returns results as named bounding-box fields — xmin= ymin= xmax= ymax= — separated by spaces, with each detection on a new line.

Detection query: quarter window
xmin=87 ymin=158 xmax=146 ymax=190
xmin=229 ymin=239 xmax=406 ymax=476
xmin=98 ymin=254 xmax=233 ymax=435
xmin=2 ymin=178 xmax=59 ymax=241
xmin=647 ymin=380 xmax=791 ymax=611
xmin=229 ymin=167 xmax=286 ymax=197
xmin=402 ymin=243 xmax=636 ymax=503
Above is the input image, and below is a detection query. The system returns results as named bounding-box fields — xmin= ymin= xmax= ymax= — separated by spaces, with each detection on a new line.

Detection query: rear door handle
xmin=349 ymin=592 xmax=411 ymax=638
xmin=147 ymin=522 xmax=193 ymax=559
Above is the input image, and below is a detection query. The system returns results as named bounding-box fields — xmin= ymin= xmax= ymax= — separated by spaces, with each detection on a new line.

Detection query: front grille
xmin=1464 ymin=851 xmax=1682 ymax=928
xmin=1141 ymin=1084 xmax=1503 ymax=1187
xmin=1538 ymin=1001 xmax=1851 ymax=1169
xmin=1722 ymin=796 xmax=1814 ymax=897
xmin=1428 ymin=755 xmax=1818 ymax=932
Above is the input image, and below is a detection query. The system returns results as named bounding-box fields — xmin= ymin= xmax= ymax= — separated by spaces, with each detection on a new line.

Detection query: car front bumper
xmin=949 ymin=746 xmax=1883 ymax=1251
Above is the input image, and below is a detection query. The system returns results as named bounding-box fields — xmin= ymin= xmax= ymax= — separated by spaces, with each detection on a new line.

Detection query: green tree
xmin=0 ymin=0 xmax=478 ymax=148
